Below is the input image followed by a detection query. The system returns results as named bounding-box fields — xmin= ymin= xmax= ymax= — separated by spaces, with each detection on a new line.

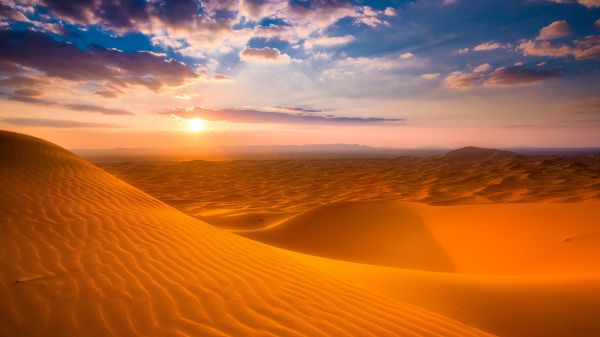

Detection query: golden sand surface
xmin=100 ymin=151 xmax=600 ymax=230
xmin=99 ymin=146 xmax=600 ymax=337
xmin=3 ymin=130 xmax=600 ymax=337
xmin=0 ymin=130 xmax=491 ymax=336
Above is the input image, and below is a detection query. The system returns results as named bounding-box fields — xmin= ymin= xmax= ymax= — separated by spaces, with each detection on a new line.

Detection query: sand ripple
xmin=0 ymin=130 xmax=491 ymax=336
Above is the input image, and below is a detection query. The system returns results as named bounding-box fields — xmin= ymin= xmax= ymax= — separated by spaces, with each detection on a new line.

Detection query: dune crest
xmin=241 ymin=201 xmax=455 ymax=272
xmin=0 ymin=131 xmax=490 ymax=336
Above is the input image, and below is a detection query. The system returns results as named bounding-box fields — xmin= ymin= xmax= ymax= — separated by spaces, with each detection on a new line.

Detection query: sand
xmin=0 ymin=130 xmax=491 ymax=336
xmin=100 ymin=154 xmax=600 ymax=230
xmin=3 ymin=130 xmax=600 ymax=337
xmin=98 ymin=147 xmax=600 ymax=337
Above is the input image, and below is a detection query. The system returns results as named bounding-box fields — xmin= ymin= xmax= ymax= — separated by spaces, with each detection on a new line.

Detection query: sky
xmin=0 ymin=0 xmax=599 ymax=149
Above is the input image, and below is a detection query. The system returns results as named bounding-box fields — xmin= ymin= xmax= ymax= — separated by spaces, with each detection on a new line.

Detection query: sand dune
xmin=0 ymin=130 xmax=491 ymax=336
xmin=238 ymin=200 xmax=600 ymax=336
xmin=100 ymin=153 xmax=600 ymax=229
xmin=96 ymin=157 xmax=600 ymax=336
xmin=240 ymin=201 xmax=455 ymax=272
xmin=440 ymin=146 xmax=524 ymax=162
xmin=242 ymin=200 xmax=600 ymax=274
xmin=287 ymin=251 xmax=600 ymax=337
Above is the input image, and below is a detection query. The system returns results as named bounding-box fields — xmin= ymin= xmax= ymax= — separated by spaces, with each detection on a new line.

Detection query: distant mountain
xmin=74 ymin=144 xmax=448 ymax=162
xmin=441 ymin=146 xmax=525 ymax=162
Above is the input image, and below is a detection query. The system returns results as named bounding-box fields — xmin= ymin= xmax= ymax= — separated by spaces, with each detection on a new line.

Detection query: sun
xmin=186 ymin=118 xmax=206 ymax=132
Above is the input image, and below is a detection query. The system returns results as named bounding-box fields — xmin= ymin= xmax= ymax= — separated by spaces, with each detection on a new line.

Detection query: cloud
xmin=484 ymin=66 xmax=561 ymax=86
xmin=240 ymin=0 xmax=280 ymax=20
xmin=473 ymin=42 xmax=504 ymax=51
xmin=420 ymin=73 xmax=440 ymax=79
xmin=577 ymin=0 xmax=600 ymax=8
xmin=0 ymin=29 xmax=199 ymax=92
xmin=38 ymin=0 xmax=237 ymax=36
xmin=0 ymin=2 xmax=29 ymax=22
xmin=384 ymin=7 xmax=396 ymax=16
xmin=240 ymin=46 xmax=291 ymax=63
xmin=157 ymin=106 xmax=402 ymax=124
xmin=400 ymin=52 xmax=414 ymax=59
xmin=94 ymin=87 xmax=124 ymax=98
xmin=5 ymin=87 xmax=134 ymax=115
xmin=284 ymin=0 xmax=358 ymax=34
xmin=473 ymin=63 xmax=492 ymax=72
xmin=519 ymin=35 xmax=600 ymax=60
xmin=537 ymin=20 xmax=572 ymax=40
xmin=65 ymin=104 xmax=134 ymax=116
xmin=322 ymin=53 xmax=422 ymax=79
xmin=561 ymin=96 xmax=600 ymax=114
xmin=444 ymin=71 xmax=484 ymax=88
xmin=547 ymin=0 xmax=600 ymax=8
xmin=304 ymin=35 xmax=354 ymax=48
xmin=210 ymin=74 xmax=234 ymax=82
xmin=596 ymin=18 xmax=600 ymax=28
xmin=2 ymin=117 xmax=122 ymax=128
xmin=273 ymin=106 xmax=322 ymax=113
xmin=445 ymin=65 xmax=560 ymax=88
xmin=0 ymin=75 xmax=50 ymax=88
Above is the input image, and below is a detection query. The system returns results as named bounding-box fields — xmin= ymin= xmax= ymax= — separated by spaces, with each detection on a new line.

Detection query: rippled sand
xmin=100 ymin=150 xmax=600 ymax=230
xmin=0 ymin=130 xmax=491 ymax=336
xmin=100 ymin=147 xmax=600 ymax=337
xmin=3 ymin=130 xmax=600 ymax=337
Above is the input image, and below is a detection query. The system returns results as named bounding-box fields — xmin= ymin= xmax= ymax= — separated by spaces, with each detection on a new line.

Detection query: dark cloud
xmin=274 ymin=106 xmax=322 ymax=113
xmin=0 ymin=29 xmax=199 ymax=91
xmin=65 ymin=104 xmax=134 ymax=116
xmin=0 ymin=76 xmax=50 ymax=88
xmin=2 ymin=117 xmax=122 ymax=128
xmin=94 ymin=89 xmax=123 ymax=98
xmin=5 ymin=87 xmax=134 ymax=115
xmin=446 ymin=65 xmax=561 ymax=89
xmin=38 ymin=0 xmax=235 ymax=34
xmin=12 ymin=88 xmax=43 ymax=97
xmin=41 ymin=0 xmax=97 ymax=24
xmin=8 ymin=94 xmax=58 ymax=106
xmin=484 ymin=66 xmax=561 ymax=87
xmin=157 ymin=106 xmax=402 ymax=124
xmin=0 ymin=3 xmax=29 ymax=22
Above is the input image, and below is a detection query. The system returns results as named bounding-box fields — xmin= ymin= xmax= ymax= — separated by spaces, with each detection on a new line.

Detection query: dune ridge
xmin=0 ymin=130 xmax=491 ymax=336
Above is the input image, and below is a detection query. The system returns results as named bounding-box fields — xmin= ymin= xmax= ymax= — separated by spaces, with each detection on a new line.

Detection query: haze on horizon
xmin=1 ymin=0 xmax=599 ymax=149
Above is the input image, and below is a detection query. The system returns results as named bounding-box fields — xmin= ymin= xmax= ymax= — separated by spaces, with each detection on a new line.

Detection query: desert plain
xmin=1 ymin=130 xmax=599 ymax=337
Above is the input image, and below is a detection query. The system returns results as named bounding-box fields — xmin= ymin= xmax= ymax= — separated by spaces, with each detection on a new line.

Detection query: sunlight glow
xmin=187 ymin=118 xmax=206 ymax=132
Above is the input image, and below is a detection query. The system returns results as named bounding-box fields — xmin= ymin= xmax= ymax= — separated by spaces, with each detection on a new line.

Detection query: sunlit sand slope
xmin=0 ymin=131 xmax=491 ymax=337
xmin=242 ymin=200 xmax=600 ymax=274
xmin=238 ymin=200 xmax=600 ymax=336
xmin=287 ymin=251 xmax=600 ymax=337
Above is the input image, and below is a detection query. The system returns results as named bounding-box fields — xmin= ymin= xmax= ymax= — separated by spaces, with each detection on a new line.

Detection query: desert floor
xmin=2 ymin=130 xmax=599 ymax=336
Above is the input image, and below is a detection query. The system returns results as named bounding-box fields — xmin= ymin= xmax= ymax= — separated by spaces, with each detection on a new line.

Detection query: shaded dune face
xmin=0 ymin=131 xmax=491 ymax=337
xmin=242 ymin=200 xmax=600 ymax=275
xmin=242 ymin=201 xmax=455 ymax=272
